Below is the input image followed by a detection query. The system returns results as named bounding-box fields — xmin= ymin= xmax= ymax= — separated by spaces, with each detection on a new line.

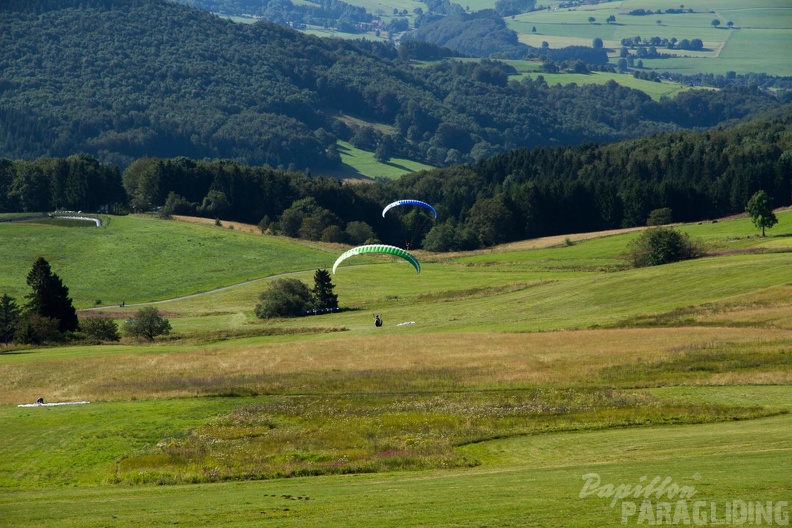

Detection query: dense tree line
xmin=621 ymin=35 xmax=705 ymax=52
xmin=397 ymin=40 xmax=463 ymax=61
xmin=402 ymin=107 xmax=792 ymax=249
xmin=174 ymin=0 xmax=375 ymax=33
xmin=494 ymin=0 xmax=535 ymax=18
xmin=4 ymin=106 xmax=790 ymax=253
xmin=1 ymin=0 xmax=782 ymax=172
xmin=408 ymin=10 xmax=530 ymax=59
xmin=407 ymin=10 xmax=608 ymax=64
xmin=661 ymin=72 xmax=792 ymax=95
xmin=0 ymin=154 xmax=125 ymax=213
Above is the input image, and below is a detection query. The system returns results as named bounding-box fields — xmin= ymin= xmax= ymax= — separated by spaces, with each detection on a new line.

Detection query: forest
xmin=175 ymin=0 xmax=376 ymax=33
xmin=407 ymin=9 xmax=608 ymax=64
xmin=0 ymin=0 xmax=784 ymax=172
xmin=2 ymin=106 xmax=790 ymax=251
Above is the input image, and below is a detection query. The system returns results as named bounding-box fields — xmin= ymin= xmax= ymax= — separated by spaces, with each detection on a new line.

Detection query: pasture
xmin=510 ymin=0 xmax=792 ymax=76
xmin=0 ymin=209 xmax=790 ymax=526
xmin=328 ymin=141 xmax=435 ymax=180
xmin=503 ymin=61 xmax=696 ymax=99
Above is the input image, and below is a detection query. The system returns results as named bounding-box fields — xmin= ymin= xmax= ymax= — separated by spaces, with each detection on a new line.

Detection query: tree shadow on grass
xmin=381 ymin=160 xmax=414 ymax=172
xmin=0 ymin=349 xmax=38 ymax=355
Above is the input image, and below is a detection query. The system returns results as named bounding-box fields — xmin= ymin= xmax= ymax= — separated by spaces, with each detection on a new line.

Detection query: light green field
xmin=509 ymin=66 xmax=696 ymax=99
xmin=301 ymin=26 xmax=389 ymax=41
xmin=0 ymin=209 xmax=790 ymax=526
xmin=1 ymin=405 xmax=789 ymax=526
xmin=321 ymin=140 xmax=435 ymax=180
xmin=342 ymin=0 xmax=425 ymax=17
xmin=420 ymin=57 xmax=699 ymax=100
xmin=0 ymin=215 xmax=335 ymax=306
xmin=509 ymin=0 xmax=792 ymax=76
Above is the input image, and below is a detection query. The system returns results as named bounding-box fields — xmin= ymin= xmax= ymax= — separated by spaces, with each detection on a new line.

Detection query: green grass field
xmin=510 ymin=0 xmax=792 ymax=76
xmin=328 ymin=141 xmax=435 ymax=180
xmin=0 ymin=215 xmax=336 ymax=306
xmin=1 ymin=209 xmax=790 ymax=526
xmin=505 ymin=61 xmax=697 ymax=99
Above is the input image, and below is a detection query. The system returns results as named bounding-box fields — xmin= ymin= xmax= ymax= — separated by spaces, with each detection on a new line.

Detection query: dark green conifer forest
xmin=0 ymin=0 xmax=783 ymax=171
xmin=2 ymin=107 xmax=790 ymax=250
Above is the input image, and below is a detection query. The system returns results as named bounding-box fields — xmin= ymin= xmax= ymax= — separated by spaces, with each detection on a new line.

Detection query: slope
xmin=0 ymin=209 xmax=789 ymax=526
xmin=0 ymin=0 xmax=782 ymax=171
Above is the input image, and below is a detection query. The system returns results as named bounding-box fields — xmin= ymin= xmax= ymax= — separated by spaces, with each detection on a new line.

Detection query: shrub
xmin=255 ymin=278 xmax=313 ymax=318
xmin=14 ymin=314 xmax=62 ymax=344
xmin=345 ymin=221 xmax=375 ymax=246
xmin=81 ymin=315 xmax=121 ymax=342
xmin=257 ymin=215 xmax=271 ymax=234
xmin=321 ymin=225 xmax=345 ymax=243
xmin=646 ymin=207 xmax=673 ymax=226
xmin=123 ymin=307 xmax=171 ymax=341
xmin=626 ymin=227 xmax=703 ymax=267
xmin=159 ymin=192 xmax=195 ymax=219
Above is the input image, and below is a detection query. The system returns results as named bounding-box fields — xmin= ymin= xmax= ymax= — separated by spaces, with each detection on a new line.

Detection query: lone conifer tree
xmin=312 ymin=269 xmax=338 ymax=309
xmin=25 ymin=257 xmax=79 ymax=333
xmin=0 ymin=294 xmax=21 ymax=344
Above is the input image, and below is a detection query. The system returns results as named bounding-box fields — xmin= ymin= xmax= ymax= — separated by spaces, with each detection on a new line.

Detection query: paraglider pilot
xmin=374 ymin=314 xmax=383 ymax=327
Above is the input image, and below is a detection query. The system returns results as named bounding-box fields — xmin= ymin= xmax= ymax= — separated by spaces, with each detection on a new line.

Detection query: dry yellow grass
xmin=171 ymin=215 xmax=262 ymax=234
xmin=496 ymin=226 xmax=648 ymax=250
xmin=3 ymin=326 xmax=789 ymax=404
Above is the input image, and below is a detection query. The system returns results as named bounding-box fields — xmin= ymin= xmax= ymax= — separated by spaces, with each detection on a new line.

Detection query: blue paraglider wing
xmin=382 ymin=199 xmax=437 ymax=219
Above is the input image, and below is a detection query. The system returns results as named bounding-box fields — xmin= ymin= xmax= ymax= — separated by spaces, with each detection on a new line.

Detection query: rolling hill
xmin=0 ymin=208 xmax=790 ymax=526
xmin=0 ymin=0 xmax=783 ymax=172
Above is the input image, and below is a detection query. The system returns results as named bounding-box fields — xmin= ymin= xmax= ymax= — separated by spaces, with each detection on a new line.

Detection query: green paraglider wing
xmin=332 ymin=244 xmax=421 ymax=274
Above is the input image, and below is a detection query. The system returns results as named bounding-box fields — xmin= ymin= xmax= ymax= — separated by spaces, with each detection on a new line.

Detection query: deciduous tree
xmin=123 ymin=307 xmax=171 ymax=341
xmin=81 ymin=315 xmax=120 ymax=342
xmin=345 ymin=221 xmax=376 ymax=245
xmin=647 ymin=207 xmax=673 ymax=226
xmin=255 ymin=278 xmax=313 ymax=318
xmin=626 ymin=227 xmax=703 ymax=267
xmin=746 ymin=190 xmax=778 ymax=236
xmin=14 ymin=314 xmax=61 ymax=345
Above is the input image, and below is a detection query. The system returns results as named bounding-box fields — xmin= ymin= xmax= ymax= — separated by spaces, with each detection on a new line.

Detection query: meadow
xmin=510 ymin=0 xmax=792 ymax=76
xmin=0 ymin=209 xmax=790 ymax=526
xmin=328 ymin=141 xmax=435 ymax=180
xmin=501 ymin=60 xmax=697 ymax=99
